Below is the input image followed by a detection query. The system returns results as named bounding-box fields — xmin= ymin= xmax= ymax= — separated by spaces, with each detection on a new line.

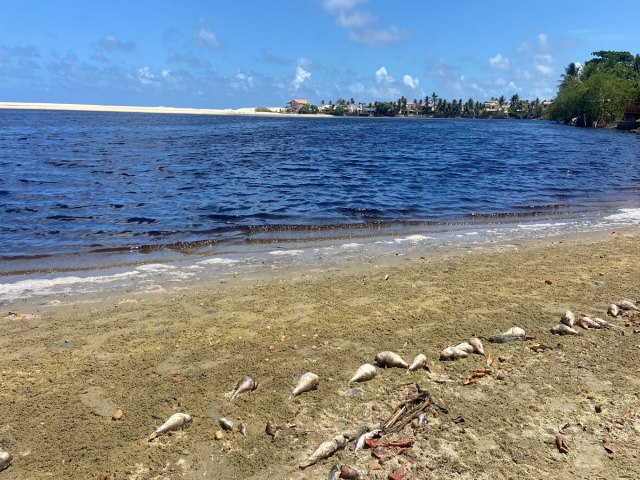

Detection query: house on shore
xmin=286 ymin=99 xmax=310 ymax=113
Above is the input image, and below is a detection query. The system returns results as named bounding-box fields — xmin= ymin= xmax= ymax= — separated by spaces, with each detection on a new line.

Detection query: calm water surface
xmin=1 ymin=110 xmax=639 ymax=273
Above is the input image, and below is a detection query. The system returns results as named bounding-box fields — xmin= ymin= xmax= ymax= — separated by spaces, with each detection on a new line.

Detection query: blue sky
xmin=1 ymin=0 xmax=638 ymax=108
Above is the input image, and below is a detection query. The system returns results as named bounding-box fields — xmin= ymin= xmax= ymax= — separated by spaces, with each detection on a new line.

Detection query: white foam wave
xmin=340 ymin=243 xmax=362 ymax=248
xmin=394 ymin=234 xmax=432 ymax=243
xmin=605 ymin=208 xmax=640 ymax=222
xmin=135 ymin=263 xmax=176 ymax=272
xmin=197 ymin=257 xmax=239 ymax=265
xmin=268 ymin=249 xmax=304 ymax=256
xmin=518 ymin=222 xmax=568 ymax=230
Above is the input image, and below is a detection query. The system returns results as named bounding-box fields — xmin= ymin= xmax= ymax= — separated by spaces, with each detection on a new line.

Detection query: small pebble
xmin=214 ymin=430 xmax=224 ymax=440
xmin=111 ymin=409 xmax=124 ymax=421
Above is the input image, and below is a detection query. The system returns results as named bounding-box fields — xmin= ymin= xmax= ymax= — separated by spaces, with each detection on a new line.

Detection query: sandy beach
xmin=1 ymin=231 xmax=640 ymax=479
xmin=0 ymin=102 xmax=330 ymax=117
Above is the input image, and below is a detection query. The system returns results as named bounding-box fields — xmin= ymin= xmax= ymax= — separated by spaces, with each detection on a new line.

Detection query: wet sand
xmin=1 ymin=231 xmax=640 ymax=479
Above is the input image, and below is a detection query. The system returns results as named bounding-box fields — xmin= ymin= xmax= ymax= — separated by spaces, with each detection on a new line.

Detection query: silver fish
xmin=550 ymin=324 xmax=580 ymax=335
xmin=0 ymin=448 xmax=11 ymax=471
xmin=439 ymin=346 xmax=468 ymax=361
xmin=469 ymin=337 xmax=485 ymax=355
xmin=407 ymin=353 xmax=428 ymax=371
xmin=219 ymin=417 xmax=234 ymax=431
xmin=617 ymin=300 xmax=640 ymax=312
xmin=593 ymin=317 xmax=613 ymax=329
xmin=148 ymin=412 xmax=192 ymax=441
xmin=299 ymin=434 xmax=348 ymax=469
xmin=608 ymin=304 xmax=620 ymax=317
xmin=374 ymin=351 xmax=408 ymax=369
xmin=454 ymin=342 xmax=475 ymax=354
xmin=560 ymin=310 xmax=576 ymax=327
xmin=292 ymin=372 xmax=320 ymax=397
xmin=353 ymin=429 xmax=381 ymax=452
xmin=349 ymin=363 xmax=376 ymax=383
xmin=230 ymin=375 xmax=258 ymax=401
xmin=488 ymin=326 xmax=526 ymax=343
xmin=328 ymin=464 xmax=340 ymax=480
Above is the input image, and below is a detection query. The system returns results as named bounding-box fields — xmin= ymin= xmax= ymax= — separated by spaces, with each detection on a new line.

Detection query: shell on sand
xmin=617 ymin=300 xmax=640 ymax=312
xmin=349 ymin=364 xmax=376 ymax=383
xmin=374 ymin=351 xmax=408 ymax=369
xmin=454 ymin=342 xmax=475 ymax=354
xmin=149 ymin=412 xmax=192 ymax=441
xmin=292 ymin=372 xmax=320 ymax=397
xmin=299 ymin=434 xmax=348 ymax=469
xmin=469 ymin=337 xmax=485 ymax=355
xmin=439 ymin=346 xmax=468 ymax=361
xmin=0 ymin=449 xmax=12 ymax=471
xmin=550 ymin=324 xmax=580 ymax=335
xmin=230 ymin=375 xmax=258 ymax=401
xmin=608 ymin=304 xmax=620 ymax=317
xmin=560 ymin=310 xmax=576 ymax=327
xmin=408 ymin=353 xmax=428 ymax=371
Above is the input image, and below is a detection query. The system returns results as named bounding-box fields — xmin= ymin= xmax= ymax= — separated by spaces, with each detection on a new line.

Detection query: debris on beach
xmin=380 ymin=384 xmax=447 ymax=434
xmin=560 ymin=310 xmax=576 ymax=327
xmin=374 ymin=351 xmax=408 ymax=369
xmin=463 ymin=369 xmax=492 ymax=385
xmin=354 ymin=429 xmax=381 ymax=452
xmin=469 ymin=337 xmax=485 ymax=355
xmin=617 ymin=299 xmax=640 ymax=312
xmin=148 ymin=412 xmax=192 ymax=441
xmin=1 ymin=311 xmax=38 ymax=321
xmin=298 ymin=433 xmax=348 ymax=469
xmin=550 ymin=324 xmax=580 ymax=335
xmin=292 ymin=372 xmax=320 ymax=397
xmin=329 ymin=464 xmax=363 ymax=479
xmin=349 ymin=364 xmax=377 ymax=384
xmin=219 ymin=417 xmax=234 ymax=431
xmin=238 ymin=422 xmax=247 ymax=436
xmin=0 ymin=448 xmax=12 ymax=471
xmin=230 ymin=375 xmax=258 ymax=401
xmin=265 ymin=421 xmax=279 ymax=442
xmin=488 ymin=326 xmax=527 ymax=343
xmin=555 ymin=433 xmax=570 ymax=454
xmin=439 ymin=346 xmax=468 ymax=361
xmin=407 ymin=353 xmax=428 ymax=372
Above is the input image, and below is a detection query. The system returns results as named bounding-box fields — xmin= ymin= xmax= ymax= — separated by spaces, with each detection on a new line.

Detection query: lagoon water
xmin=1 ymin=109 xmax=639 ymax=302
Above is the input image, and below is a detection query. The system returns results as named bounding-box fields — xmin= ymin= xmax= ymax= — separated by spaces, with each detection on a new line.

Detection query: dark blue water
xmin=1 ymin=110 xmax=639 ymax=263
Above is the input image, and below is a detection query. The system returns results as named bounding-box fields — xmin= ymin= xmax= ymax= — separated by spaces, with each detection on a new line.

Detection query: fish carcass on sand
xmin=148 ymin=412 xmax=192 ymax=441
xmin=0 ymin=448 xmax=12 ymax=471
xmin=230 ymin=375 xmax=258 ymax=401
xmin=374 ymin=351 xmax=408 ymax=369
xmin=292 ymin=372 xmax=320 ymax=397
xmin=407 ymin=353 xmax=428 ymax=371
xmin=439 ymin=346 xmax=468 ymax=361
xmin=560 ymin=310 xmax=576 ymax=327
xmin=550 ymin=324 xmax=580 ymax=335
xmin=469 ymin=337 xmax=485 ymax=355
xmin=299 ymin=434 xmax=348 ymax=469
xmin=349 ymin=364 xmax=377 ymax=383
xmin=488 ymin=326 xmax=526 ymax=343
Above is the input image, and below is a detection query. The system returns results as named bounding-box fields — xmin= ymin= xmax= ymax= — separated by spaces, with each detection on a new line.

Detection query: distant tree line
xmin=546 ymin=50 xmax=640 ymax=127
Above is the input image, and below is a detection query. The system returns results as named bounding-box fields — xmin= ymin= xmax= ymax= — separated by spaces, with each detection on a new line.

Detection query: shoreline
xmin=1 ymin=231 xmax=640 ymax=478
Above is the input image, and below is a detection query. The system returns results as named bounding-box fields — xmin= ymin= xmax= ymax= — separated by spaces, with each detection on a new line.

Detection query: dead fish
xmin=354 ymin=429 xmax=381 ymax=452
xmin=299 ymin=434 xmax=348 ymax=469
xmin=593 ymin=317 xmax=613 ymax=329
xmin=439 ymin=346 xmax=468 ymax=361
xmin=560 ymin=310 xmax=576 ymax=327
xmin=407 ymin=353 xmax=428 ymax=371
xmin=488 ymin=326 xmax=526 ymax=343
xmin=349 ymin=363 xmax=377 ymax=383
xmin=328 ymin=464 xmax=340 ymax=480
xmin=219 ymin=417 xmax=234 ymax=431
xmin=454 ymin=342 xmax=475 ymax=354
xmin=292 ymin=372 xmax=320 ymax=397
xmin=230 ymin=375 xmax=258 ymax=401
xmin=374 ymin=351 xmax=408 ymax=369
xmin=265 ymin=421 xmax=278 ymax=442
xmin=238 ymin=422 xmax=247 ymax=436
xmin=469 ymin=337 xmax=485 ymax=355
xmin=0 ymin=448 xmax=11 ymax=471
xmin=617 ymin=300 xmax=640 ymax=312
xmin=608 ymin=304 xmax=620 ymax=317
xmin=148 ymin=412 xmax=192 ymax=441
xmin=550 ymin=324 xmax=580 ymax=335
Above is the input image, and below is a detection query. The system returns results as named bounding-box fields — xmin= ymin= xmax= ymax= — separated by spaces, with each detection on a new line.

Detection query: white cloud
xmin=375 ymin=66 xmax=393 ymax=84
xmin=232 ymin=70 xmax=254 ymax=91
xmin=195 ymin=26 xmax=221 ymax=49
xmin=403 ymin=74 xmax=419 ymax=89
xmin=537 ymin=33 xmax=549 ymax=48
xmin=100 ymin=33 xmax=135 ymax=52
xmin=348 ymin=26 xmax=410 ymax=47
xmin=336 ymin=10 xmax=377 ymax=28
xmin=292 ymin=61 xmax=311 ymax=90
xmin=322 ymin=0 xmax=368 ymax=12
xmin=489 ymin=53 xmax=510 ymax=70
xmin=136 ymin=66 xmax=159 ymax=86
